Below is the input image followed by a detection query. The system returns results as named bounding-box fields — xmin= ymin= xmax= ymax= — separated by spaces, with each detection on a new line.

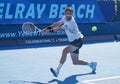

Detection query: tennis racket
xmin=22 ymin=22 xmax=42 ymax=34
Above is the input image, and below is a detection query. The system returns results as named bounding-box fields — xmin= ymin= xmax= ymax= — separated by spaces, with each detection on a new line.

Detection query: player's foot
xmin=89 ymin=62 xmax=97 ymax=72
xmin=50 ymin=68 xmax=59 ymax=77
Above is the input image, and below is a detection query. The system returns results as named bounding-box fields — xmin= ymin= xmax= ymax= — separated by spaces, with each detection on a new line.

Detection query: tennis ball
xmin=92 ymin=26 xmax=97 ymax=32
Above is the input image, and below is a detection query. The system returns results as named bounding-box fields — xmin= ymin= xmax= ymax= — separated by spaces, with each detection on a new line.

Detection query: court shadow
xmin=48 ymin=71 xmax=96 ymax=84
xmin=9 ymin=72 xmax=95 ymax=84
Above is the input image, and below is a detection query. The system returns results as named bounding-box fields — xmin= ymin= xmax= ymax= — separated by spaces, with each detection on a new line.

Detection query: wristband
xmin=47 ymin=26 xmax=52 ymax=29
xmin=50 ymin=29 xmax=54 ymax=32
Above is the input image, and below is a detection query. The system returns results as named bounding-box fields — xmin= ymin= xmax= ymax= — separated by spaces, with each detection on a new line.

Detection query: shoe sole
xmin=50 ymin=68 xmax=57 ymax=77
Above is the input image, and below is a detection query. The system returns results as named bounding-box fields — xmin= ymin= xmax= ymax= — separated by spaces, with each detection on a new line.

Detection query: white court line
xmin=82 ymin=76 xmax=120 ymax=84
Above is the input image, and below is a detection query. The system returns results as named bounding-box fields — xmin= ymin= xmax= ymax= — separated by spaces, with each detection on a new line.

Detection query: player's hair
xmin=65 ymin=7 xmax=73 ymax=13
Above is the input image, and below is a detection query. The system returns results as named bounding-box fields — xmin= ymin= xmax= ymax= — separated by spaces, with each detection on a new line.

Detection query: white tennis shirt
xmin=59 ymin=16 xmax=83 ymax=42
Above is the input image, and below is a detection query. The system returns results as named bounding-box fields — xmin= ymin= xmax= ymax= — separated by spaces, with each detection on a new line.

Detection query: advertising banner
xmin=0 ymin=0 xmax=105 ymax=24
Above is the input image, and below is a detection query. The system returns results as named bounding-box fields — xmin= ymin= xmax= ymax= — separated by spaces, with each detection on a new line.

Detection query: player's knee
xmin=63 ymin=48 xmax=69 ymax=54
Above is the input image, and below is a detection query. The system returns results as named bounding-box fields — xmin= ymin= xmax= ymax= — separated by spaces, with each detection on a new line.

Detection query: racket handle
xmin=38 ymin=29 xmax=42 ymax=32
xmin=35 ymin=26 xmax=42 ymax=32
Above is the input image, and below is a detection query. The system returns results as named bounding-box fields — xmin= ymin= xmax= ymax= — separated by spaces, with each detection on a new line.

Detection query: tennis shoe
xmin=50 ymin=68 xmax=59 ymax=77
xmin=89 ymin=62 xmax=97 ymax=72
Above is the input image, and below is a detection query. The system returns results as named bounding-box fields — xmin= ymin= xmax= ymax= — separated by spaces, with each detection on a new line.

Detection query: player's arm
xmin=50 ymin=21 xmax=62 ymax=28
xmin=51 ymin=27 xmax=63 ymax=32
xmin=43 ymin=27 xmax=63 ymax=33
xmin=42 ymin=21 xmax=63 ymax=33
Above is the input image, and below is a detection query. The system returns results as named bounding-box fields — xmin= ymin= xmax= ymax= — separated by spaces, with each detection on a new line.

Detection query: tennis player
xmin=43 ymin=7 xmax=97 ymax=77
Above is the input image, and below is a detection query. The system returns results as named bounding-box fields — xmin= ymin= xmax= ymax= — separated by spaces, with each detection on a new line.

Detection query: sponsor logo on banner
xmin=0 ymin=0 xmax=105 ymax=24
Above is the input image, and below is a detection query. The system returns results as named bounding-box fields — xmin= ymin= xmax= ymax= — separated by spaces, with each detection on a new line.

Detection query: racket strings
xmin=22 ymin=22 xmax=37 ymax=34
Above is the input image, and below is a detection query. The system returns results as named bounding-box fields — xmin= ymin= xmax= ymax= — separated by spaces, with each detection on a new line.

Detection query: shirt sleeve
xmin=58 ymin=16 xmax=65 ymax=29
xmin=71 ymin=19 xmax=80 ymax=33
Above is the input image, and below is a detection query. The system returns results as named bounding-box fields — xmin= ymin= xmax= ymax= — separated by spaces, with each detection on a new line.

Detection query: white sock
xmin=57 ymin=63 xmax=63 ymax=72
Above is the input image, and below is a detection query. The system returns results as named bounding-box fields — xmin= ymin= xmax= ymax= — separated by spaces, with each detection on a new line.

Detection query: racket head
xmin=22 ymin=22 xmax=37 ymax=34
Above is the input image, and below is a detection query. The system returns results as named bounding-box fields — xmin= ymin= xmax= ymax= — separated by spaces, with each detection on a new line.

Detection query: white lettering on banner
xmin=25 ymin=4 xmax=35 ymax=19
xmin=49 ymin=4 xmax=95 ymax=19
xmin=59 ymin=4 xmax=67 ymax=18
xmin=37 ymin=4 xmax=46 ymax=18
xmin=15 ymin=4 xmax=25 ymax=19
xmin=77 ymin=4 xmax=95 ymax=18
xmin=18 ymin=31 xmax=39 ymax=37
xmin=58 ymin=38 xmax=68 ymax=42
xmin=0 ymin=3 xmax=46 ymax=19
xmin=86 ymin=5 xmax=95 ymax=18
xmin=77 ymin=4 xmax=85 ymax=18
xmin=25 ymin=38 xmax=68 ymax=44
xmin=49 ymin=4 xmax=68 ymax=18
xmin=0 ymin=3 xmax=95 ymax=20
xmin=0 ymin=3 xmax=4 ymax=19
xmin=0 ymin=31 xmax=66 ymax=39
xmin=49 ymin=4 xmax=58 ymax=18
xmin=5 ymin=3 xmax=13 ymax=19
xmin=25 ymin=39 xmax=52 ymax=44
xmin=0 ymin=32 xmax=16 ymax=38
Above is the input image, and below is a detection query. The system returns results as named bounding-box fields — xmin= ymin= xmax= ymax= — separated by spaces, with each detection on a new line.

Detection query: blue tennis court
xmin=0 ymin=41 xmax=120 ymax=84
xmin=0 ymin=0 xmax=120 ymax=84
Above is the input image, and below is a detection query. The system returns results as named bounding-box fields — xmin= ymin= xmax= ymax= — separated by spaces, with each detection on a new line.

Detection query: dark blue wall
xmin=0 ymin=22 xmax=120 ymax=46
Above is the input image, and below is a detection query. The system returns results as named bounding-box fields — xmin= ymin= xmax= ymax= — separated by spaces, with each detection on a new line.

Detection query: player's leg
xmin=50 ymin=45 xmax=77 ymax=77
xmin=70 ymin=52 xmax=97 ymax=72
xmin=70 ymin=38 xmax=97 ymax=72
xmin=69 ymin=38 xmax=88 ymax=65
xmin=57 ymin=45 xmax=78 ymax=71
xmin=70 ymin=53 xmax=88 ymax=65
xmin=59 ymin=45 xmax=77 ymax=64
